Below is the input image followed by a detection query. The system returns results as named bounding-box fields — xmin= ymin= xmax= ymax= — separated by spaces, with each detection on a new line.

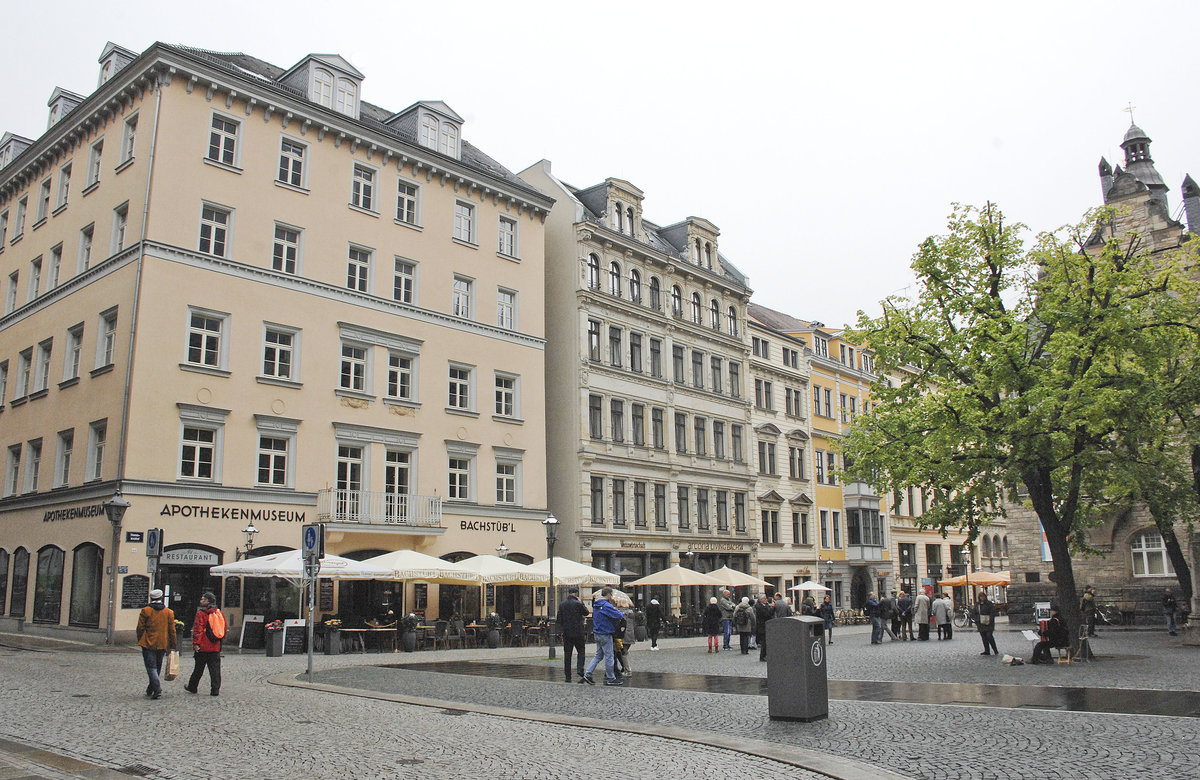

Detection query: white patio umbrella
xmin=592 ymin=588 xmax=635 ymax=608
xmin=705 ymin=565 xmax=771 ymax=588
xmin=789 ymin=580 xmax=832 ymax=592
xmin=455 ymin=554 xmax=545 ymax=584
xmin=361 ymin=549 xmax=480 ymax=585
xmin=208 ymin=549 xmax=391 ymax=586
xmin=626 ymin=565 xmax=724 ymax=587
xmin=524 ymin=557 xmax=620 ymax=587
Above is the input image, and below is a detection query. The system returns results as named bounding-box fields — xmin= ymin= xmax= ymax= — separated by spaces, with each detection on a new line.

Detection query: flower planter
xmin=265 ymin=630 xmax=285 ymax=657
xmin=324 ymin=628 xmax=341 ymax=655
xmin=487 ymin=628 xmax=500 ymax=649
xmin=401 ymin=631 xmax=417 ymax=652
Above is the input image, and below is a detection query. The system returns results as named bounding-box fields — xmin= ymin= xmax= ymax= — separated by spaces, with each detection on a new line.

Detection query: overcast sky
xmin=3 ymin=1 xmax=1197 ymax=328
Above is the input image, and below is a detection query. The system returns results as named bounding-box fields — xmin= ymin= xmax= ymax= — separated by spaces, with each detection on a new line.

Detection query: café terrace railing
xmin=316 ymin=490 xmax=443 ymax=528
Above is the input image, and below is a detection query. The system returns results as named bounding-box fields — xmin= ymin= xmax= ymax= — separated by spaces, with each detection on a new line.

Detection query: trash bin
xmin=766 ymin=615 xmax=828 ymax=722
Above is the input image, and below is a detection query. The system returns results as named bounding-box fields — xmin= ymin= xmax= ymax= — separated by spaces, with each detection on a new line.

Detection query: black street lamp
xmin=236 ymin=520 xmax=259 ymax=560
xmin=102 ymin=489 xmax=131 ymax=645
xmin=543 ymin=515 xmax=558 ymax=660
xmin=496 ymin=540 xmax=509 ymax=559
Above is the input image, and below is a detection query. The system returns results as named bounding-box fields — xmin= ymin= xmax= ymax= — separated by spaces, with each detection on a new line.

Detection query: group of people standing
xmin=863 ymin=588 xmax=1001 ymax=655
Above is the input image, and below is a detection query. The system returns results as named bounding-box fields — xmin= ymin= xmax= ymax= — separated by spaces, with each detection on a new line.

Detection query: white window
xmin=384 ymin=450 xmax=412 ymax=519
xmin=121 ymin=115 xmax=138 ymax=162
xmin=34 ymin=340 xmax=52 ymax=393
xmin=0 ymin=210 xmax=7 ymax=246
xmin=262 ymin=325 xmax=298 ymax=381
xmin=339 ymin=343 xmax=369 ymax=393
xmin=347 ymin=246 xmax=371 ymax=293
xmin=28 ymin=256 xmax=41 ymax=301
xmin=496 ymin=462 xmax=517 ymax=504
xmin=186 ymin=309 xmax=227 ymax=369
xmin=439 ymin=122 xmax=458 ymax=157
xmin=609 ymin=262 xmax=622 ymax=297
xmin=87 ymin=420 xmax=106 ymax=481
xmin=387 ymin=353 xmax=413 ymax=400
xmin=199 ymin=205 xmax=231 ymax=257
xmin=0 ymin=361 xmax=7 ymax=406
xmin=448 ymin=456 xmax=472 ymax=500
xmin=64 ymin=324 xmax=83 ymax=381
xmin=96 ymin=309 xmax=117 ymax=368
xmin=56 ymin=164 xmax=71 ymax=210
xmin=5 ymin=272 xmax=16 ymax=314
xmin=587 ymin=255 xmax=600 ymax=289
xmin=691 ymin=292 xmax=702 ymax=324
xmin=5 ymin=445 xmax=20 ymax=496
xmin=78 ymin=224 xmax=94 ymax=271
xmin=497 ymin=288 xmax=516 ymax=329
xmin=111 ymin=202 xmax=128 ymax=254
xmin=453 ymin=201 xmax=475 ymax=243
xmin=335 ymin=444 xmax=364 ymax=520
xmin=55 ymin=430 xmax=72 ymax=487
xmin=1131 ymin=530 xmax=1176 ymax=577
xmin=448 ymin=364 xmax=472 ymax=410
xmin=24 ymin=440 xmax=41 ymax=493
xmin=452 ymin=275 xmax=473 ymax=318
xmin=278 ymin=138 xmax=306 ymax=188
xmin=272 ymin=224 xmax=300 ymax=274
xmin=420 ymin=115 xmax=439 ymax=149
xmin=207 ymin=114 xmax=239 ymax=166
xmin=498 ymin=215 xmax=518 ymax=257
xmin=494 ymin=372 xmax=518 ymax=418
xmin=48 ymin=245 xmax=61 ymax=289
xmin=313 ymin=68 xmax=334 ymax=108
xmin=15 ymin=349 xmax=31 ymax=398
xmin=14 ymin=197 xmax=27 ymax=238
xmin=396 ymin=180 xmax=419 ymax=225
xmin=36 ymin=179 xmax=51 ymax=223
xmin=393 ymin=258 xmax=416 ymax=304
xmin=335 ymin=78 xmax=357 ymax=116
xmin=813 ymin=336 xmax=829 ymax=358
xmin=180 ymin=426 xmax=217 ymax=480
xmin=351 ymin=164 xmax=375 ymax=211
xmin=256 ymin=434 xmax=290 ymax=487
xmin=87 ymin=140 xmax=103 ymax=187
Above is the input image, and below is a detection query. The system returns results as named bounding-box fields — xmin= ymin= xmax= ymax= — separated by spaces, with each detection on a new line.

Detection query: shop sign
xmin=158 ymin=504 xmax=306 ymax=522
xmin=161 ymin=548 xmax=219 ymax=566
xmin=459 ymin=520 xmax=516 ymax=533
xmin=619 ymin=541 xmax=647 ymax=549
xmin=689 ymin=542 xmax=746 ymax=552
xmin=42 ymin=504 xmax=105 ymax=522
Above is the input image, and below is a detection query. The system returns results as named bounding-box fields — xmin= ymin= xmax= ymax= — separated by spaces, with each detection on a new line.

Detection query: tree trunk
xmin=1161 ymin=525 xmax=1193 ymax=604
xmin=1027 ymin=476 xmax=1090 ymax=659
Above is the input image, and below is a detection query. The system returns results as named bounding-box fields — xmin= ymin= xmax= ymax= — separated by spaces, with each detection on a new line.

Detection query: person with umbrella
xmin=581 ymin=587 xmax=626 ymax=686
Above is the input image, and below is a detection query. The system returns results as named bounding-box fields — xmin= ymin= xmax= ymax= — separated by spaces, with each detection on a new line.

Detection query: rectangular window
xmin=716 ymin=490 xmax=729 ymax=531
xmin=631 ymin=403 xmax=645 ymax=446
xmin=187 ymin=311 xmax=223 ymax=367
xmin=629 ymin=333 xmax=642 ymax=373
xmin=88 ymin=421 xmax=106 ymax=481
xmin=634 ymin=481 xmax=647 ymax=528
xmin=15 ymin=349 xmax=31 ymax=399
xmin=5 ymin=446 xmax=20 ymax=496
xmin=677 ymin=486 xmax=690 ymax=529
xmin=272 ymin=225 xmax=300 ymax=274
xmin=447 ymin=365 xmax=471 ymax=409
xmin=820 ymin=510 xmax=829 ymax=548
xmin=340 ymin=344 xmax=368 ymax=392
xmin=453 ymin=201 xmax=475 ymax=243
xmin=649 ymin=338 xmax=662 ymax=378
xmin=758 ymin=441 xmax=776 ymax=475
xmin=64 ymin=325 xmax=83 ymax=381
xmin=694 ymin=416 xmax=706 ymax=455
xmin=672 ymin=345 xmax=685 ymax=383
xmin=396 ymin=181 xmax=419 ymax=225
xmin=14 ymin=198 xmax=27 ymax=238
xmin=731 ymin=424 xmax=743 ymax=462
xmin=351 ymin=164 xmax=375 ymax=210
xmin=609 ymin=326 xmax=622 ymax=367
xmin=495 ymin=373 xmax=516 ymax=417
xmin=111 ymin=202 xmax=128 ymax=254
xmin=674 ymin=412 xmax=687 ymax=454
xmin=815 ymin=449 xmax=825 ymax=483
xmin=97 ymin=309 xmax=117 ymax=368
xmin=728 ymin=361 xmax=741 ymax=397
xmin=257 ymin=435 xmax=288 ymax=486
xmin=262 ymin=327 xmax=295 ymax=380
xmin=789 ymin=446 xmax=805 ymax=479
xmin=5 ymin=273 xmax=16 ymax=314
xmin=588 ymin=394 xmax=603 ymax=439
xmin=448 ymin=457 xmax=471 ymax=500
xmin=612 ymin=480 xmax=626 ymax=526
xmin=761 ymin=510 xmax=779 ymax=544
xmin=278 ymin=138 xmax=305 ymax=187
xmin=48 ymin=245 xmax=61 ymax=289
xmin=387 ymin=354 xmax=413 ymax=400
xmin=587 ymin=320 xmax=601 ymax=361
xmin=207 ymin=115 xmax=239 ymax=166
xmin=452 ymin=275 xmax=473 ymax=318
xmin=199 ymin=205 xmax=230 ymax=257
xmin=34 ymin=340 xmax=52 ymax=392
xmin=0 ymin=211 xmax=7 ymax=246
xmin=498 ymin=215 xmax=518 ymax=257
xmin=180 ymin=426 xmax=215 ymax=479
xmin=610 ymin=399 xmax=624 ymax=442
xmin=496 ymin=463 xmax=517 ymax=504
xmin=23 ymin=440 xmax=41 ymax=493
xmin=28 ymin=257 xmax=41 ymax=301
xmin=590 ymin=476 xmax=605 ymax=524
xmin=56 ymin=164 xmax=71 ymax=210
xmin=393 ymin=258 xmax=415 ymax=303
xmin=654 ymin=483 xmax=667 ymax=529
xmin=78 ymin=224 xmax=94 ymax=271
xmin=713 ymin=420 xmax=725 ymax=459
xmin=813 ymin=386 xmax=823 ymax=417
xmin=794 ymin=512 xmax=809 ymax=545
xmin=347 ymin=246 xmax=370 ymax=293
xmin=783 ymin=347 xmax=799 ymax=368
xmin=827 ymin=451 xmax=838 ymax=485
xmin=832 ymin=510 xmax=842 ymax=548
xmin=752 ymin=336 xmax=769 ymax=358
xmin=384 ymin=450 xmax=411 ymax=520
xmin=710 ymin=357 xmax=722 ymax=393
xmin=651 ymin=407 xmax=665 ymax=449
xmin=56 ymin=430 xmax=73 ymax=487
xmin=121 ymin=115 xmax=138 ymax=162
xmin=691 ymin=350 xmax=704 ymax=388
xmin=497 ymin=288 xmax=516 ymax=329
xmin=37 ymin=179 xmax=51 ymax=223
xmin=840 ymin=393 xmax=849 ymax=422
xmin=87 ymin=140 xmax=103 ymax=186
xmin=697 ymin=489 xmax=710 ymax=531
xmin=825 ymin=388 xmax=833 ymax=418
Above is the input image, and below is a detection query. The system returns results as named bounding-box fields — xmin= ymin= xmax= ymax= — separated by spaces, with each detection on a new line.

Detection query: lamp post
xmin=102 ymin=489 xmax=131 ymax=646
xmin=543 ymin=515 xmax=558 ymax=660
xmin=236 ymin=520 xmax=259 ymax=560
xmin=496 ymin=539 xmax=509 ymax=559
xmin=961 ymin=546 xmax=973 ymax=606
xmin=821 ymin=556 xmax=835 ymax=605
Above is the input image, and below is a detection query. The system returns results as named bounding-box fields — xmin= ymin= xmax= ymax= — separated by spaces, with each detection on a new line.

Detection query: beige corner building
xmin=0 ymin=42 xmax=553 ymax=641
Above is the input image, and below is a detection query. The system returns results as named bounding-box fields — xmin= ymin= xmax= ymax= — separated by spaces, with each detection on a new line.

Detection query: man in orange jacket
xmin=185 ymin=592 xmax=223 ymax=697
xmin=136 ymin=588 xmax=176 ymax=699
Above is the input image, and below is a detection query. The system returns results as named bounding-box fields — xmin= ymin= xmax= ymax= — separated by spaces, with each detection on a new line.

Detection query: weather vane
xmin=1123 ymin=102 xmax=1136 ymax=125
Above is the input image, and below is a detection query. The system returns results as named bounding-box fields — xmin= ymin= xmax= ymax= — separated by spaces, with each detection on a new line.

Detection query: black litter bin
xmin=766 ymin=615 xmax=828 ymax=721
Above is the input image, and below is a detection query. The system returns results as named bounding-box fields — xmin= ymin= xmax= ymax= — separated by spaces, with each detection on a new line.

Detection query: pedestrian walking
xmin=717 ymin=590 xmax=736 ymax=650
xmin=754 ymin=594 xmax=773 ymax=661
xmin=582 ymin=587 xmax=626 ymax=686
xmin=974 ymin=591 xmax=999 ymax=656
xmin=897 ymin=591 xmax=914 ymax=640
xmin=818 ymin=594 xmax=834 ymax=644
xmin=733 ymin=597 xmax=756 ymax=654
xmin=184 ymin=592 xmax=223 ymax=697
xmin=879 ymin=592 xmax=899 ymax=640
xmin=703 ymin=597 xmax=723 ymax=653
xmin=933 ymin=593 xmax=953 ymax=640
xmin=1162 ymin=589 xmax=1178 ymax=636
xmin=866 ymin=592 xmax=883 ymax=644
xmin=558 ymin=588 xmax=590 ymax=682
xmin=888 ymin=590 xmax=902 ymax=639
xmin=136 ymin=588 xmax=176 ymax=699
xmin=646 ymin=598 xmax=663 ymax=650
xmin=914 ymin=591 xmax=931 ymax=641
xmin=1080 ymin=585 xmax=1098 ymax=637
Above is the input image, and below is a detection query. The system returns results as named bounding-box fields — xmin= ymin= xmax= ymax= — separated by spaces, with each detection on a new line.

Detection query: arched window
xmin=705 ymin=242 xmax=713 ymax=269
xmin=420 ymin=115 xmax=439 ymax=149
xmin=587 ymin=255 xmax=600 ymax=289
xmin=727 ymin=306 xmax=738 ymax=336
xmin=649 ymin=277 xmax=661 ymax=310
xmin=981 ymin=536 xmax=992 ymax=558
xmin=0 ymin=548 xmax=9 ymax=615
xmin=626 ymin=206 xmax=635 ymax=236
xmin=691 ymin=292 xmax=702 ymax=324
xmin=68 ymin=543 xmax=103 ymax=627
xmin=629 ymin=269 xmax=641 ymax=303
xmin=1130 ymin=529 xmax=1175 ymax=576
xmin=993 ymin=534 xmax=1002 ymax=559
xmin=614 ymin=201 xmax=624 ymax=233
xmin=313 ymin=68 xmax=334 ymax=108
xmin=439 ymin=122 xmax=458 ymax=157
xmin=693 ymin=238 xmax=701 ymax=264
xmin=33 ymin=545 xmax=64 ymax=624
xmin=710 ymin=299 xmax=721 ymax=330
xmin=609 ymin=262 xmax=622 ymax=297
xmin=671 ymin=285 xmax=682 ymax=316
xmin=1002 ymin=536 xmax=1009 ymax=558
xmin=335 ymin=78 xmax=357 ymax=116
xmin=9 ymin=548 xmax=28 ymax=618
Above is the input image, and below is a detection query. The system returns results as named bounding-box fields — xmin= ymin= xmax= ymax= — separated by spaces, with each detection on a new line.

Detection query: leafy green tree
xmin=843 ymin=203 xmax=1200 ymax=652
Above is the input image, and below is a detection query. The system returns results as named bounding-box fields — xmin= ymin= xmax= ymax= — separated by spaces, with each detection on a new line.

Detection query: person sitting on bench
xmin=1031 ymin=604 xmax=1069 ymax=664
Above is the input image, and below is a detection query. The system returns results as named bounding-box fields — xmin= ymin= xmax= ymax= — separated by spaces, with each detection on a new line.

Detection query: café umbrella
xmin=524 ymin=557 xmax=620 ymax=587
xmin=361 ymin=549 xmax=481 ymax=585
xmin=208 ymin=549 xmax=392 ymax=587
xmin=626 ymin=565 xmax=724 ymax=587
xmin=705 ymin=565 xmax=771 ymax=588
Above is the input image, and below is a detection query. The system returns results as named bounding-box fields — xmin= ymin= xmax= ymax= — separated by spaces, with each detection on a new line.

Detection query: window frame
xmin=205 ymin=112 xmax=242 ymax=169
xmin=198 ymin=203 xmax=232 ymax=258
xmin=277 ymin=136 xmax=307 ymax=189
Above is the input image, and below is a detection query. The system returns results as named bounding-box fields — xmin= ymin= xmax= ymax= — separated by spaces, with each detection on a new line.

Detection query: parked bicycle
xmin=952 ymin=604 xmax=974 ymax=628
xmin=1095 ymin=603 xmax=1123 ymax=626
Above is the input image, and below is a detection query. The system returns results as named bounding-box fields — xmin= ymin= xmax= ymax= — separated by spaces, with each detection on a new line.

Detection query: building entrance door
xmin=159 ymin=566 xmax=221 ymax=641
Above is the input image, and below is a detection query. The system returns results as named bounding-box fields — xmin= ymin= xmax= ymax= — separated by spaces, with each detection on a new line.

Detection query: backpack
xmin=735 ymin=607 xmax=751 ymax=629
xmin=614 ymin=616 xmax=627 ymax=636
xmin=204 ymin=609 xmax=227 ymax=642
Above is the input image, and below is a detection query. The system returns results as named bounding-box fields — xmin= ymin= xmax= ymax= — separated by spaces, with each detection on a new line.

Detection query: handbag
xmin=164 ymin=650 xmax=180 ymax=681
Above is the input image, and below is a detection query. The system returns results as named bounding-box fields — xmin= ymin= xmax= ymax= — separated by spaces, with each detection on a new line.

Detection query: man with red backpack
xmin=185 ymin=592 xmax=224 ymax=696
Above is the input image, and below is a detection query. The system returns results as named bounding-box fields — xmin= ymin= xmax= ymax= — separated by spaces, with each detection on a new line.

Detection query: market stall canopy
xmin=360 ymin=549 xmax=480 ymax=585
xmin=208 ymin=550 xmax=391 ymax=586
xmin=592 ymin=588 xmax=635 ymax=608
xmin=789 ymin=580 xmax=832 ymax=592
xmin=455 ymin=554 xmax=545 ymax=584
xmin=525 ymin=557 xmax=620 ymax=587
xmin=626 ymin=565 xmax=724 ymax=587
xmin=705 ymin=565 xmax=771 ymax=588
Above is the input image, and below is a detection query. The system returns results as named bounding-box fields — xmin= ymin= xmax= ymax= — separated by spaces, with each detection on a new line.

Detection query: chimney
xmin=1099 ymin=157 xmax=1113 ymax=203
xmin=1183 ymin=174 xmax=1200 ymax=235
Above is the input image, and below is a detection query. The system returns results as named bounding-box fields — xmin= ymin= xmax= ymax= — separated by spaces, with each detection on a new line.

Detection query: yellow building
xmin=0 ymin=42 xmax=553 ymax=641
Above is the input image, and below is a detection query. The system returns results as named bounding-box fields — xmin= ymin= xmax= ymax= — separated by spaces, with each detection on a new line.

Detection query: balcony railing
xmin=316 ymin=490 xmax=443 ymax=527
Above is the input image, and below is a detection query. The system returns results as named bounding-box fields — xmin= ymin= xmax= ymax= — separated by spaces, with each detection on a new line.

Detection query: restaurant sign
xmin=161 ymin=548 xmax=220 ymax=566
xmin=689 ymin=542 xmax=747 ymax=552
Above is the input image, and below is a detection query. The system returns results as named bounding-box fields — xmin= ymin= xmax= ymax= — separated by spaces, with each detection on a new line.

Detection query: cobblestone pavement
xmin=2 ymin=626 xmax=1198 ymax=780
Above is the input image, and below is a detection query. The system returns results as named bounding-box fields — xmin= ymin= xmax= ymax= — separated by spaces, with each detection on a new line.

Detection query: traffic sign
xmin=301 ymin=523 xmax=324 ymax=563
xmin=303 ymin=561 xmax=319 ymax=580
xmin=146 ymin=528 xmax=164 ymax=558
xmin=146 ymin=558 xmax=158 ymax=574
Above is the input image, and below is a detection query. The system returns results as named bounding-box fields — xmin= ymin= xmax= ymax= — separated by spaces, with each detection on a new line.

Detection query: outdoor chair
xmin=445 ymin=620 xmax=468 ymax=649
xmin=432 ymin=620 xmax=450 ymax=649
xmin=508 ymin=619 xmax=525 ymax=647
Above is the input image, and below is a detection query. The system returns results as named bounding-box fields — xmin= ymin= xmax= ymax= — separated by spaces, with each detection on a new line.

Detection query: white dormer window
xmin=335 ymin=78 xmax=357 ymax=116
xmin=439 ymin=123 xmax=458 ymax=156
xmin=421 ymin=115 xmax=438 ymax=148
xmin=313 ymin=69 xmax=334 ymax=108
xmin=416 ymin=111 xmax=462 ymax=158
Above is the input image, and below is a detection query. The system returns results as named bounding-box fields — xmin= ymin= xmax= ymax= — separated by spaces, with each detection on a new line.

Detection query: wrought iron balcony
xmin=316 ymin=490 xmax=443 ymax=527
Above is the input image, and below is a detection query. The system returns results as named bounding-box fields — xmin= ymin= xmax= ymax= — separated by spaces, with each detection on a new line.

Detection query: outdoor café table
xmin=340 ymin=626 xmax=397 ymax=652
xmin=467 ymin=624 xmax=488 ymax=646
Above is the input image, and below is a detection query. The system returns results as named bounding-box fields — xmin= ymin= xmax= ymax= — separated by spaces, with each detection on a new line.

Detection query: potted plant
xmin=400 ymin=613 xmax=420 ymax=652
xmin=485 ymin=612 xmax=505 ymax=648
xmin=633 ymin=608 xmax=647 ymax=642
xmin=323 ymin=619 xmax=342 ymax=655
xmin=264 ymin=620 xmax=285 ymax=657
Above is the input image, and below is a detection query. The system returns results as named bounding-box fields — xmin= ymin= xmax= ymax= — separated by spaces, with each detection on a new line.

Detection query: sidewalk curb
xmin=269 ymin=672 xmax=912 ymax=780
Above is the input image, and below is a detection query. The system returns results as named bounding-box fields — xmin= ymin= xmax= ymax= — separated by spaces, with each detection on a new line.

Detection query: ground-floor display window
xmin=33 ymin=545 xmax=64 ymax=624
xmin=69 ymin=543 xmax=103 ymax=627
xmin=9 ymin=548 xmax=28 ymax=617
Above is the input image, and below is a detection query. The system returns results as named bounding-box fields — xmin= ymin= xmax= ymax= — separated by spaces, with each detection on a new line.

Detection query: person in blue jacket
xmin=581 ymin=588 xmax=627 ymax=687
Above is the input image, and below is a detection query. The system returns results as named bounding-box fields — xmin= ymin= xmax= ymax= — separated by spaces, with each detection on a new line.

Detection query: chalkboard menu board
xmin=121 ymin=575 xmax=150 ymax=609
xmin=223 ymin=577 xmax=241 ymax=609
xmin=319 ymin=579 xmax=334 ymax=612
xmin=240 ymin=614 xmax=265 ymax=649
xmin=283 ymin=619 xmax=307 ymax=654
